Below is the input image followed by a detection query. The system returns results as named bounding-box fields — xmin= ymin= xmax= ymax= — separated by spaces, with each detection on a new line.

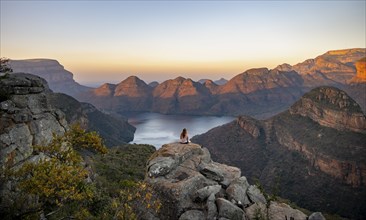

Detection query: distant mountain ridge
xmin=192 ymin=86 xmax=366 ymax=219
xmin=9 ymin=59 xmax=91 ymax=96
xmin=11 ymin=48 xmax=366 ymax=118
xmin=77 ymin=48 xmax=365 ymax=117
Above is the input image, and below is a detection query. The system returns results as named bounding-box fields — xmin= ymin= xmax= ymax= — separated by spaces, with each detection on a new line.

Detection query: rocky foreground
xmin=145 ymin=143 xmax=324 ymax=220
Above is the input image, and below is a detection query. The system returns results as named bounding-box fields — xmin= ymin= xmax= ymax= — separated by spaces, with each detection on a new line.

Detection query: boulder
xmin=309 ymin=212 xmax=326 ymax=220
xmin=226 ymin=176 xmax=251 ymax=207
xmin=145 ymin=143 xmax=311 ymax=220
xmin=269 ymin=202 xmax=307 ymax=220
xmin=216 ymin=198 xmax=245 ymax=220
xmin=178 ymin=210 xmax=205 ymax=220
xmin=195 ymin=184 xmax=222 ymax=202
xmin=245 ymin=201 xmax=308 ymax=220
xmin=247 ymin=185 xmax=266 ymax=204
xmin=207 ymin=193 xmax=218 ymax=219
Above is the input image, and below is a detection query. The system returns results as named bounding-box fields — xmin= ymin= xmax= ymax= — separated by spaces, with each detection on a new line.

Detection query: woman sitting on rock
xmin=180 ymin=128 xmax=190 ymax=144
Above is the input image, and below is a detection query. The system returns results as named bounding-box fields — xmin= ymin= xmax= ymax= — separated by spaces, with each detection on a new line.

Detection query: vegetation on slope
xmin=2 ymin=125 xmax=159 ymax=219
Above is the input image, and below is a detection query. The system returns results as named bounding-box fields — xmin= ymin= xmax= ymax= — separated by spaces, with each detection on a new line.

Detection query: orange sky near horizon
xmin=1 ymin=1 xmax=365 ymax=85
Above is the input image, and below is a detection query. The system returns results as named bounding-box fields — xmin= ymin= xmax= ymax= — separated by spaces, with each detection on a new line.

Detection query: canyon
xmin=192 ymin=86 xmax=366 ymax=219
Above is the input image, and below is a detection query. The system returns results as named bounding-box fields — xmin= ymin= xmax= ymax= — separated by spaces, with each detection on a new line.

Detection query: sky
xmin=1 ymin=1 xmax=365 ymax=85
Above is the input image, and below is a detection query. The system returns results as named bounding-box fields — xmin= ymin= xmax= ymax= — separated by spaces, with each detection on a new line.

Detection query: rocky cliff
xmin=0 ymin=73 xmax=68 ymax=168
xmin=289 ymin=87 xmax=366 ymax=133
xmin=0 ymin=73 xmax=135 ymax=169
xmin=277 ymin=48 xmax=366 ymax=86
xmin=192 ymin=87 xmax=366 ymax=219
xmin=145 ymin=143 xmax=323 ymax=220
xmin=349 ymin=57 xmax=366 ymax=83
xmin=9 ymin=59 xmax=91 ymax=96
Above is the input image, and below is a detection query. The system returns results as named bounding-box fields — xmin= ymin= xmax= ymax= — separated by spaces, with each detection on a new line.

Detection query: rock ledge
xmin=145 ymin=143 xmax=322 ymax=220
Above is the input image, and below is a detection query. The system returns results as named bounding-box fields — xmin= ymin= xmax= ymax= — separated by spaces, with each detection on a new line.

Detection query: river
xmin=127 ymin=113 xmax=235 ymax=148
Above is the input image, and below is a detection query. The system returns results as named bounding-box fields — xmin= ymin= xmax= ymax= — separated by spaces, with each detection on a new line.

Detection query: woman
xmin=180 ymin=128 xmax=190 ymax=144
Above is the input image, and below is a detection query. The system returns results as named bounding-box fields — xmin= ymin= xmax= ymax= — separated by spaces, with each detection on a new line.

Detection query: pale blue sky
xmin=1 ymin=1 xmax=365 ymax=84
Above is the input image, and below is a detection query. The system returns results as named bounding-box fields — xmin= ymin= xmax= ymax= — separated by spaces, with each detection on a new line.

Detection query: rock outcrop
xmin=0 ymin=73 xmax=137 ymax=215
xmin=145 ymin=143 xmax=320 ymax=220
xmin=350 ymin=57 xmax=366 ymax=83
xmin=0 ymin=73 xmax=135 ymax=170
xmin=192 ymin=87 xmax=366 ymax=219
xmin=289 ymin=87 xmax=366 ymax=133
xmin=9 ymin=59 xmax=91 ymax=96
xmin=0 ymin=73 xmax=68 ymax=168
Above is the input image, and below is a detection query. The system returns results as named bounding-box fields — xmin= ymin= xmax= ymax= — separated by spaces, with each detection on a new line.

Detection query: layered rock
xmin=192 ymin=87 xmax=366 ymax=219
xmin=278 ymin=48 xmax=366 ymax=85
xmin=9 ymin=59 xmax=91 ymax=96
xmin=355 ymin=58 xmax=366 ymax=80
xmin=0 ymin=73 xmax=67 ymax=168
xmin=289 ymin=87 xmax=366 ymax=133
xmin=145 ymin=143 xmax=317 ymax=220
xmin=350 ymin=57 xmax=366 ymax=83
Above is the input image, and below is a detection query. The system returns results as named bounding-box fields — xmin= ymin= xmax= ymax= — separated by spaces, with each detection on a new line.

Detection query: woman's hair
xmin=180 ymin=128 xmax=187 ymax=139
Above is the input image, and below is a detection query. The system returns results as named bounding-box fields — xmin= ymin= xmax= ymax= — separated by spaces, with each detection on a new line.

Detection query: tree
xmin=8 ymin=124 xmax=107 ymax=219
xmin=0 ymin=57 xmax=13 ymax=73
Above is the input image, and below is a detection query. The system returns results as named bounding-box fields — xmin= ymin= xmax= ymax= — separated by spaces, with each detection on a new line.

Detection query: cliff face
xmin=0 ymin=74 xmax=135 ymax=169
xmin=9 ymin=59 xmax=91 ymax=97
xmin=192 ymin=87 xmax=366 ymax=219
xmin=145 ymin=143 xmax=321 ymax=220
xmin=289 ymin=87 xmax=366 ymax=133
xmin=0 ymin=73 xmax=68 ymax=168
xmin=349 ymin=57 xmax=366 ymax=83
xmin=291 ymin=48 xmax=366 ymax=84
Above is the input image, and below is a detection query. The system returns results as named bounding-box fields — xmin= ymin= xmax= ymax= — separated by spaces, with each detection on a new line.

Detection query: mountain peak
xmin=121 ymin=75 xmax=146 ymax=84
xmin=115 ymin=76 xmax=151 ymax=97
xmin=275 ymin=63 xmax=293 ymax=72
xmin=94 ymin=83 xmax=116 ymax=96
xmin=244 ymin=68 xmax=269 ymax=75
xmin=173 ymin=76 xmax=186 ymax=82
xmin=289 ymin=86 xmax=366 ymax=133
